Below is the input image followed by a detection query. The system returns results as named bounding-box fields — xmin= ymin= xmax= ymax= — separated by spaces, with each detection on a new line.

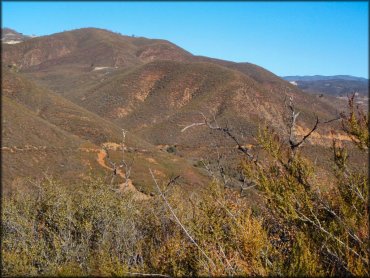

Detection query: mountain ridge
xmin=2 ymin=27 xmax=353 ymax=192
xmin=1 ymin=27 xmax=34 ymax=44
xmin=283 ymin=75 xmax=368 ymax=82
xmin=282 ymin=75 xmax=369 ymax=99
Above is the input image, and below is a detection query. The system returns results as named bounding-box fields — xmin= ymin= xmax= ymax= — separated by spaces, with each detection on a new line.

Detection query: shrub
xmin=2 ymin=175 xmax=270 ymax=276
xmin=241 ymin=97 xmax=369 ymax=276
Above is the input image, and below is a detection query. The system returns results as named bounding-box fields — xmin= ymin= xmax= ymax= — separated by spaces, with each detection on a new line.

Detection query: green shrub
xmin=2 ymin=175 xmax=270 ymax=276
xmin=242 ymin=97 xmax=369 ymax=276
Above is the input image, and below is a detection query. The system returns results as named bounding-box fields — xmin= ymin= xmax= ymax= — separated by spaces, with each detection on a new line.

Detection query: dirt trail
xmin=2 ymin=144 xmax=150 ymax=200
xmin=96 ymin=148 xmax=150 ymax=200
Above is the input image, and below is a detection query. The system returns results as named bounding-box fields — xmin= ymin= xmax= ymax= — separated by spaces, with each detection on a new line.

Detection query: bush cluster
xmin=2 ymin=177 xmax=269 ymax=276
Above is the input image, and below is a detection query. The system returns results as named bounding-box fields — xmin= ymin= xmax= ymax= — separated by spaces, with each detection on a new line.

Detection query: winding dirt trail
xmin=2 ymin=144 xmax=150 ymax=200
xmin=96 ymin=148 xmax=150 ymax=200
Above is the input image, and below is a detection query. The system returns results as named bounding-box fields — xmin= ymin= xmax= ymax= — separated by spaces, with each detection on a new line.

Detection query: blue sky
xmin=2 ymin=1 xmax=368 ymax=78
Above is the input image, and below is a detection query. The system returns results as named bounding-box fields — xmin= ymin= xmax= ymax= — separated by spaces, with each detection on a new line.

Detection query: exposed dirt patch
xmin=145 ymin=157 xmax=158 ymax=164
xmin=135 ymin=71 xmax=164 ymax=101
xmin=113 ymin=107 xmax=132 ymax=118
xmin=2 ymin=143 xmax=149 ymax=200
xmin=96 ymin=147 xmax=150 ymax=200
xmin=102 ymin=142 xmax=122 ymax=151
xmin=296 ymin=126 xmax=353 ymax=146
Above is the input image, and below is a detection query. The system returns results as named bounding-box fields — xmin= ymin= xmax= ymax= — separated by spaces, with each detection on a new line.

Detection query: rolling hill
xmin=2 ymin=27 xmax=355 ymax=193
xmin=2 ymin=27 xmax=192 ymax=71
xmin=2 ymin=67 xmax=209 ymax=193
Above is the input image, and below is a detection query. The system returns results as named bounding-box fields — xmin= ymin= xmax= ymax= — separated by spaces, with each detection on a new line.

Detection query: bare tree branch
xmin=290 ymin=116 xmax=319 ymax=150
xmin=104 ymin=129 xmax=132 ymax=187
xmin=149 ymin=168 xmax=216 ymax=270
xmin=122 ymin=272 xmax=171 ymax=277
xmin=181 ymin=122 xmax=205 ymax=132
xmin=163 ymin=175 xmax=180 ymax=195
xmin=181 ymin=112 xmax=256 ymax=161
xmin=286 ymin=96 xmax=340 ymax=153
xmin=119 ymin=129 xmax=132 ymax=187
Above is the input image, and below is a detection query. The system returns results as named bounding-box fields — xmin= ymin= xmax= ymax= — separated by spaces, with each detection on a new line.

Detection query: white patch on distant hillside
xmin=93 ymin=67 xmax=111 ymax=71
xmin=93 ymin=66 xmax=118 ymax=71
xmin=289 ymin=81 xmax=298 ymax=86
xmin=2 ymin=40 xmax=22 ymax=44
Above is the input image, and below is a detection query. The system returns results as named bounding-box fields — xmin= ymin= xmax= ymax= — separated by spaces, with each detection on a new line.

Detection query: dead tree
xmin=181 ymin=98 xmax=339 ymax=194
xmin=105 ymin=129 xmax=134 ymax=187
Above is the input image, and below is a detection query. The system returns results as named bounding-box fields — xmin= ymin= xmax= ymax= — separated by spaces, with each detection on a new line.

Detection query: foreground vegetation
xmin=242 ymin=96 xmax=369 ymax=276
xmin=3 ymin=176 xmax=270 ymax=276
xmin=2 ymin=96 xmax=368 ymax=276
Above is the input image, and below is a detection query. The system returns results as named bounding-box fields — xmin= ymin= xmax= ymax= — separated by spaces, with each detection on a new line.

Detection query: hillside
xmin=2 ymin=27 xmax=192 ymax=71
xmin=2 ymin=26 xmax=368 ymax=277
xmin=72 ymin=60 xmax=341 ymax=146
xmin=3 ymin=28 xmax=360 ymax=191
xmin=2 ymin=27 xmax=355 ymax=193
xmin=2 ymin=68 xmax=209 ymax=193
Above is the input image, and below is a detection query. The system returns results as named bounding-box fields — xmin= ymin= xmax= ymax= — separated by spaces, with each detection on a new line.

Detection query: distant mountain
xmin=282 ymin=75 xmax=369 ymax=98
xmin=1 ymin=28 xmax=35 ymax=44
xmin=283 ymin=75 xmax=367 ymax=82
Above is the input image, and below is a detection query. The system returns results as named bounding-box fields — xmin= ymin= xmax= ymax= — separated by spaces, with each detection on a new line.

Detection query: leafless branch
xmin=286 ymin=96 xmax=340 ymax=154
xmin=181 ymin=112 xmax=256 ymax=161
xmin=104 ymin=129 xmax=132 ymax=187
xmin=122 ymin=272 xmax=171 ymax=277
xmin=181 ymin=122 xmax=205 ymax=132
xmin=118 ymin=129 xmax=132 ymax=187
xmin=149 ymin=168 xmax=216 ymax=269
xmin=239 ymin=174 xmax=257 ymax=197
xmin=295 ymin=208 xmax=368 ymax=264
xmin=321 ymin=117 xmax=341 ymax=124
xmin=163 ymin=175 xmax=180 ymax=195
xmin=218 ymin=243 xmax=235 ymax=275
xmin=291 ymin=116 xmax=319 ymax=150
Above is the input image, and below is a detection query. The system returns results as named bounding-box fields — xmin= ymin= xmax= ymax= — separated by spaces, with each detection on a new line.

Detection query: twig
xmin=181 ymin=122 xmax=205 ymax=132
xmin=181 ymin=112 xmax=256 ymax=161
xmin=286 ymin=96 xmax=340 ymax=152
xmin=163 ymin=175 xmax=180 ymax=195
xmin=149 ymin=168 xmax=216 ymax=269
xmin=296 ymin=210 xmax=368 ymax=264
xmin=119 ymin=129 xmax=132 ymax=187
xmin=122 ymin=272 xmax=171 ymax=277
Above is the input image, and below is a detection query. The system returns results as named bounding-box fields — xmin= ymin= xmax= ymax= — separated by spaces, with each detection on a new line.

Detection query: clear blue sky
xmin=2 ymin=1 xmax=368 ymax=78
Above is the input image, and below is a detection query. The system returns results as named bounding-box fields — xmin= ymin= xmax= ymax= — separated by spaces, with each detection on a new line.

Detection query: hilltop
xmin=1 ymin=27 xmax=34 ymax=44
xmin=2 ymin=27 xmax=354 ymax=192
xmin=2 ymin=27 xmax=192 ymax=70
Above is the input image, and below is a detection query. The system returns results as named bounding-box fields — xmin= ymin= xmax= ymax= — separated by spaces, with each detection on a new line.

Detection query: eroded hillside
xmin=2 ymin=27 xmax=356 ymax=193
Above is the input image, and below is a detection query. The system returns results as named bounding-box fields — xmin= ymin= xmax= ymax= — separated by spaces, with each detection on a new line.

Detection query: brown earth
xmin=2 ymin=27 xmax=358 ymax=192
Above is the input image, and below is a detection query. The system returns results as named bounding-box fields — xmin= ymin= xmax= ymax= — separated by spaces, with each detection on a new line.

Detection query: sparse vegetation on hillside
xmin=2 ymin=96 xmax=368 ymax=276
xmin=2 ymin=27 xmax=368 ymax=277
